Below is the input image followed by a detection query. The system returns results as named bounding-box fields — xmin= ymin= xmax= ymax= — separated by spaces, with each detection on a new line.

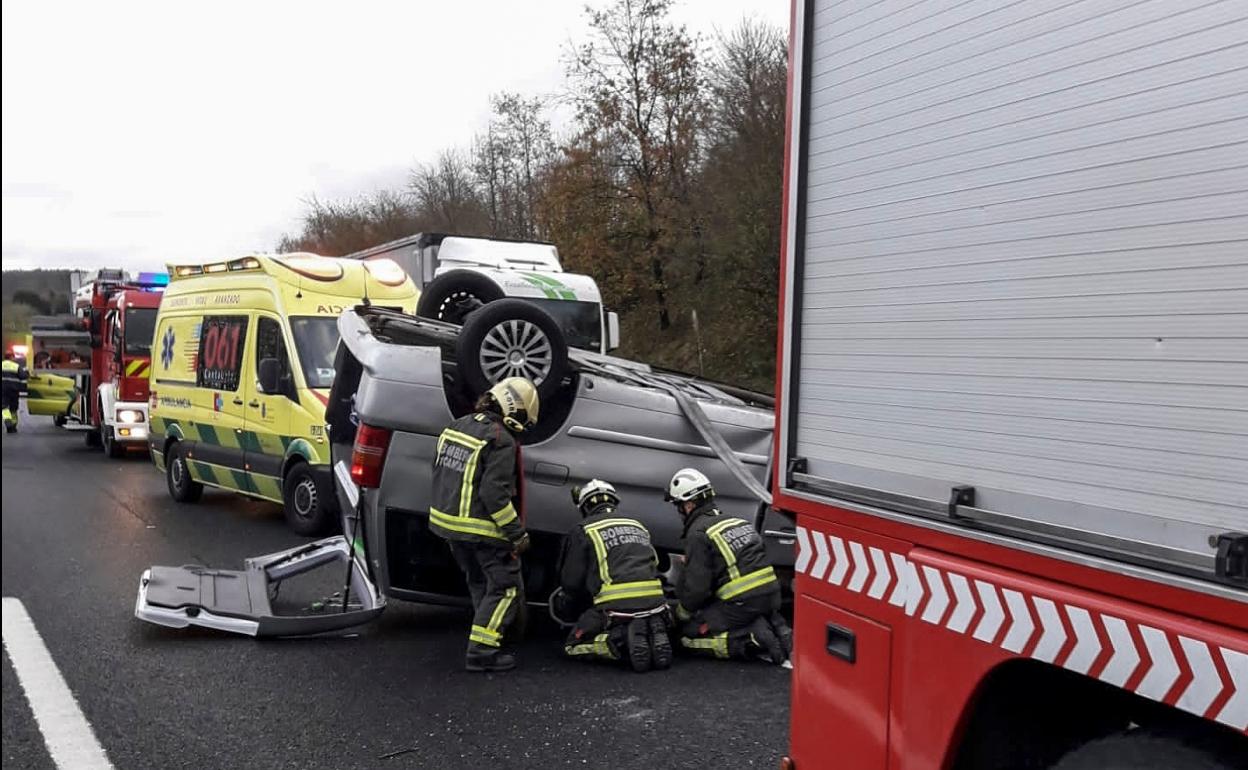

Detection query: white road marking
xmin=2 ymin=597 xmax=114 ymax=769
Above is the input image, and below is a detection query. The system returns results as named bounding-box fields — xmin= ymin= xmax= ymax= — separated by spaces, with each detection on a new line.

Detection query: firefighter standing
xmin=430 ymin=377 xmax=538 ymax=673
xmin=667 ymin=468 xmax=792 ymax=664
xmin=554 ymin=479 xmax=673 ymax=672
xmin=2 ymin=352 xmax=28 ymax=433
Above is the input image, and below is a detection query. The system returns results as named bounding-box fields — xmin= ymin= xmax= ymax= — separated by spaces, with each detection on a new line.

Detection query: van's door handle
xmin=248 ymin=400 xmax=260 ymax=408
xmin=233 ymin=398 xmax=244 ymax=406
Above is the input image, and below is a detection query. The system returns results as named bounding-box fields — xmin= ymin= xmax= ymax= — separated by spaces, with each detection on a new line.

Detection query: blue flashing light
xmin=136 ymin=271 xmax=169 ymax=289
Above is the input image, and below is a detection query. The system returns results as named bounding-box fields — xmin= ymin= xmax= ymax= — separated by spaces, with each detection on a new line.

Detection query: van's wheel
xmin=282 ymin=462 xmax=334 ymax=537
xmin=416 ymin=270 xmax=504 ymax=325
xmin=165 ymin=442 xmax=203 ymax=503
xmin=1050 ymin=730 xmax=1235 ymax=770
xmin=458 ymin=298 xmax=569 ymax=402
xmin=53 ymin=414 xmax=67 ymax=428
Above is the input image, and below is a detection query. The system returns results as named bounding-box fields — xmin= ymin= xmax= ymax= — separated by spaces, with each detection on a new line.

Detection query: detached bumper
xmin=134 ymin=536 xmax=386 ymax=637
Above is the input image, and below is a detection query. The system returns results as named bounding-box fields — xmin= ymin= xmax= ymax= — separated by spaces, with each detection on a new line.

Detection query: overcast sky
xmin=2 ymin=0 xmax=788 ymax=274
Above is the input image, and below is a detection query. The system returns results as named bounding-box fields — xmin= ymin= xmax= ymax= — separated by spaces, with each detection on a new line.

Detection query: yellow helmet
xmin=488 ymin=377 xmax=540 ymax=433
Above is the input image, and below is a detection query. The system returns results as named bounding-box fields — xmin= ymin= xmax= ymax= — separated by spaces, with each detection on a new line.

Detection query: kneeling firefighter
xmin=430 ymin=377 xmax=538 ymax=673
xmin=667 ymin=468 xmax=792 ymax=664
xmin=553 ymin=479 xmax=673 ymax=672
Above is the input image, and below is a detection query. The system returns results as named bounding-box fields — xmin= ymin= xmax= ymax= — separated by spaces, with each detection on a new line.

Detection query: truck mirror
xmin=258 ymin=357 xmax=282 ymax=394
xmin=606 ymin=312 xmax=621 ymax=352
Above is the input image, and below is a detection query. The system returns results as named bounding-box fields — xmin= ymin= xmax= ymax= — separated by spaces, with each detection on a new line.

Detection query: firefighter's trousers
xmin=449 ymin=540 xmax=524 ymax=652
xmin=563 ymin=604 xmax=669 ymax=663
xmin=678 ymin=590 xmax=789 ymax=660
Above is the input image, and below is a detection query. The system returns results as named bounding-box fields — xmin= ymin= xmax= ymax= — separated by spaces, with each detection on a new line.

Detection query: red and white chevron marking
xmin=794 ymin=525 xmax=1248 ymax=732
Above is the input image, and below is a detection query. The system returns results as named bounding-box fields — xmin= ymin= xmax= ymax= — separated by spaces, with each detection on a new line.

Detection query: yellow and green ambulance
xmin=149 ymin=253 xmax=417 ymax=534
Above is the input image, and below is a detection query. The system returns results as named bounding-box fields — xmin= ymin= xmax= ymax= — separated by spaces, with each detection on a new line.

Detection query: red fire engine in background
xmin=74 ymin=269 xmax=165 ymax=457
xmin=775 ymin=1 xmax=1246 ymax=768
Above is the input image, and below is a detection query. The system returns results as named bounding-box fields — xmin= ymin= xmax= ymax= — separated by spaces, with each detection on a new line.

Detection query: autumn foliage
xmin=279 ymin=0 xmax=786 ymax=391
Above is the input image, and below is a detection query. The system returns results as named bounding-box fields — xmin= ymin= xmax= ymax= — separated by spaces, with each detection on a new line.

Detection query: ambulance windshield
xmin=289 ymin=316 xmax=339 ymax=389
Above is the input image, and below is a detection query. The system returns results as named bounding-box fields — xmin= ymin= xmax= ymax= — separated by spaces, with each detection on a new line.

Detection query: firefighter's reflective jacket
xmin=677 ymin=501 xmax=778 ymax=616
xmin=429 ymin=412 xmax=526 ymax=545
xmin=2 ymin=359 xmax=27 ymax=389
xmin=559 ymin=507 xmax=665 ymax=611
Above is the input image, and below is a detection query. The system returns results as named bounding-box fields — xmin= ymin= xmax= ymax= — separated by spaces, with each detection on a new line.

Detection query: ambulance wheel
xmin=1050 ymin=730 xmax=1234 ymax=770
xmin=283 ymin=462 xmax=333 ymax=537
xmin=417 ymin=270 xmax=505 ymax=325
xmin=458 ymin=298 xmax=569 ymax=402
xmin=166 ymin=442 xmax=203 ymax=503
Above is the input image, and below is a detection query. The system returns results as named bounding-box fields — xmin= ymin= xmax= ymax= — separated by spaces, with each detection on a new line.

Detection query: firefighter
xmin=2 ymin=352 xmax=28 ymax=434
xmin=667 ymin=468 xmax=792 ymax=664
xmin=553 ymin=479 xmax=673 ymax=672
xmin=430 ymin=376 xmax=537 ymax=673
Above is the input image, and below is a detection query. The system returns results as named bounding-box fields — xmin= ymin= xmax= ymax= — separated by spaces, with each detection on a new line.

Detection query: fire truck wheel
xmin=102 ymin=424 xmax=124 ymax=459
xmin=85 ymin=425 xmax=102 ymax=448
xmin=282 ymin=462 xmax=333 ymax=537
xmin=165 ymin=441 xmax=203 ymax=503
xmin=1050 ymin=730 xmax=1234 ymax=770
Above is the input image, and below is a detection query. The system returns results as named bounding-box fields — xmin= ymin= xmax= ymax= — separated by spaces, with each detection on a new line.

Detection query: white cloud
xmin=2 ymin=0 xmax=788 ymax=273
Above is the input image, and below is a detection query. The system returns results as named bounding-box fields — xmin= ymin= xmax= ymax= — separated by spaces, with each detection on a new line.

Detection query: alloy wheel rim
xmin=479 ymin=319 xmax=552 ymax=385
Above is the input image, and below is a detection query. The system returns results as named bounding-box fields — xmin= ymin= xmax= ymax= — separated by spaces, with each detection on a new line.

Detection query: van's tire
xmin=282 ymin=462 xmax=334 ymax=537
xmin=416 ymin=270 xmax=505 ymax=325
xmin=457 ymin=299 xmax=569 ymax=402
xmin=1050 ymin=731 xmax=1234 ymax=770
xmin=166 ymin=442 xmax=203 ymax=503
xmin=53 ymin=414 xmax=67 ymax=428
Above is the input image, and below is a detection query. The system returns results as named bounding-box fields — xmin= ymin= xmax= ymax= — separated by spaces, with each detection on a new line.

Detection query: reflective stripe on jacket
xmin=559 ymin=508 xmax=665 ymax=611
xmin=677 ymin=503 xmax=778 ymax=615
xmin=428 ymin=412 xmax=526 ymax=545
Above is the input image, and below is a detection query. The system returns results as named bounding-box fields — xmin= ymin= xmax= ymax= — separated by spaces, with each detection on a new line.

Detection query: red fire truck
xmin=75 ymin=269 xmax=166 ymax=457
xmin=775 ymin=2 xmax=1246 ymax=768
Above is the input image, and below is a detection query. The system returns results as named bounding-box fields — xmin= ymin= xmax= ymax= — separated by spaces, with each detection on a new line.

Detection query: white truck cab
xmin=346 ymin=233 xmax=620 ymax=354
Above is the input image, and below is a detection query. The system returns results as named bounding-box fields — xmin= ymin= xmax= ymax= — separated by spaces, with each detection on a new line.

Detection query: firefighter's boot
xmin=648 ymin=614 xmax=673 ymax=670
xmin=626 ymin=618 xmax=652 ymax=673
xmin=769 ymin=612 xmax=793 ymax=662
xmin=747 ymin=617 xmax=785 ymax=664
xmin=465 ymin=644 xmax=517 ymax=673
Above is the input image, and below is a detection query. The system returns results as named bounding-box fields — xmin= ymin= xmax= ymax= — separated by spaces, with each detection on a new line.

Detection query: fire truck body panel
xmin=777 ymin=0 xmax=1247 ymax=766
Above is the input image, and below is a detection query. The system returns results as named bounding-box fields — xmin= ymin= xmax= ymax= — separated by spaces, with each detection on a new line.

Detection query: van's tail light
xmin=350 ymin=424 xmax=392 ymax=489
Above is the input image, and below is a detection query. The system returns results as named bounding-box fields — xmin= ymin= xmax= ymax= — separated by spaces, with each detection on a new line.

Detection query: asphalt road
xmin=2 ymin=411 xmax=790 ymax=770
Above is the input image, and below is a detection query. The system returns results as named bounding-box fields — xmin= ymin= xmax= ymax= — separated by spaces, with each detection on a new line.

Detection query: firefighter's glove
xmin=513 ymin=532 xmax=532 ymax=556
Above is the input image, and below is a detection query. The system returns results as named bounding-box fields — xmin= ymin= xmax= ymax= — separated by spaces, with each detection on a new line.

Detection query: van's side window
xmin=255 ymin=317 xmax=292 ymax=398
xmin=197 ymin=316 xmax=248 ymax=392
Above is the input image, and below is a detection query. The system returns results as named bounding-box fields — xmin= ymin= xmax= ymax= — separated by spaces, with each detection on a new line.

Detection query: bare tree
xmin=409 ymin=149 xmax=488 ymax=233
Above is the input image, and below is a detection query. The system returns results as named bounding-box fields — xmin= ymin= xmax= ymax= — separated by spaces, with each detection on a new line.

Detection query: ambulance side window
xmin=196 ymin=316 xmax=248 ymax=392
xmin=255 ymin=318 xmax=293 ymax=400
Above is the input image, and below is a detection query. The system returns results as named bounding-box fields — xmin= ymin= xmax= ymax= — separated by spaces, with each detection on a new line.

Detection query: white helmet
xmin=666 ymin=468 xmax=713 ymax=504
xmin=573 ymin=479 xmax=620 ymax=516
